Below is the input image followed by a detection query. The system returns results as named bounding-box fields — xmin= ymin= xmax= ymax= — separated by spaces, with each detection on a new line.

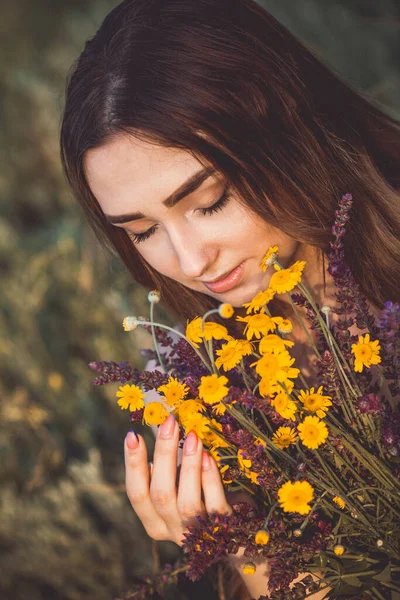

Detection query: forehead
xmin=83 ymin=134 xmax=204 ymax=215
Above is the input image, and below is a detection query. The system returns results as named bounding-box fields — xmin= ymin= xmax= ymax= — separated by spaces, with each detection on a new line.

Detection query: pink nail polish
xmin=184 ymin=430 xmax=198 ymax=455
xmin=158 ymin=413 xmax=175 ymax=439
xmin=126 ymin=430 xmax=139 ymax=450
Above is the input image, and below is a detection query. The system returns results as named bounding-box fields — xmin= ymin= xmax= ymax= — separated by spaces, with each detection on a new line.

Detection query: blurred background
xmin=1 ymin=1 xmax=399 ymax=599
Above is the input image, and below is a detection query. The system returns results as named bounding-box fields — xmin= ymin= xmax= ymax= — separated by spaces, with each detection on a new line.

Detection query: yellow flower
xmin=237 ymin=448 xmax=252 ymax=470
xmin=255 ymin=530 xmax=270 ymax=545
xmin=243 ymin=562 xmax=257 ymax=575
xmin=278 ymin=480 xmax=314 ymax=515
xmin=333 ymin=496 xmax=346 ymax=510
xmin=242 ymin=288 xmax=276 ymax=314
xmin=251 ymin=349 xmax=295 ymax=382
xmin=211 ymin=402 xmax=227 ymax=416
xmin=237 ymin=449 xmax=261 ymax=485
xmin=202 ymin=418 xmax=229 ymax=448
xmin=235 ymin=339 xmax=254 ymax=355
xmin=259 ymin=377 xmax=294 ymax=398
xmin=184 ymin=412 xmax=211 ymax=438
xmin=276 ymin=318 xmax=293 ymax=334
xmin=215 ymin=339 xmax=246 ymax=371
xmin=186 ymin=316 xmax=203 ymax=348
xmin=254 ymin=436 xmax=267 ymax=447
xmin=333 ymin=544 xmax=345 ymax=556
xmin=219 ymin=464 xmax=233 ymax=484
xmin=199 ymin=374 xmax=229 ymax=405
xmin=202 ymin=321 xmax=230 ymax=341
xmin=272 ymin=426 xmax=298 ymax=449
xmin=298 ymin=386 xmax=332 ymax=418
xmin=269 ymin=261 xmax=306 ymax=294
xmin=218 ymin=303 xmax=234 ymax=318
xmin=157 ymin=376 xmax=190 ymax=408
xmin=259 ymin=334 xmax=294 ymax=354
xmin=351 ymin=334 xmax=381 ymax=372
xmin=177 ymin=399 xmax=206 ymax=426
xmin=142 ymin=402 xmax=170 ymax=426
xmin=271 ymin=393 xmax=298 ymax=421
xmin=116 ymin=384 xmax=145 ymax=411
xmin=259 ymin=245 xmax=279 ymax=271
xmin=236 ymin=309 xmax=282 ymax=340
xmin=297 ymin=416 xmax=329 ymax=449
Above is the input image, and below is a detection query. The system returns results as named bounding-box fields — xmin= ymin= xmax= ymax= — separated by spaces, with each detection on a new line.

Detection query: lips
xmin=203 ymin=261 xmax=246 ymax=293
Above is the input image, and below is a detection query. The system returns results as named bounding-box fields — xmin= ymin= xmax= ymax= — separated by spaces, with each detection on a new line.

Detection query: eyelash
xmin=127 ymin=186 xmax=232 ymax=244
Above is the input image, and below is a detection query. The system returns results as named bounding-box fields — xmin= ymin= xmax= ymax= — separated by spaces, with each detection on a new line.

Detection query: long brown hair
xmin=60 ymin=0 xmax=400 ymax=328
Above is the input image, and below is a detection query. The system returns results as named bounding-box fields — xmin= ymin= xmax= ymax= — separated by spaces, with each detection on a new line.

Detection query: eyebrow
xmin=105 ymin=166 xmax=217 ymax=225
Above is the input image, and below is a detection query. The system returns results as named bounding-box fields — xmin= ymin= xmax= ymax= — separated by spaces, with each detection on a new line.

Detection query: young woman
xmin=60 ymin=0 xmax=400 ymax=597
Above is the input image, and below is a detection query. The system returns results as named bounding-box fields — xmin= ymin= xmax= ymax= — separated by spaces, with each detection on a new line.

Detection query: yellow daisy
xmin=215 ymin=339 xmax=246 ymax=371
xmin=183 ymin=412 xmax=211 ymax=438
xmin=297 ymin=416 xmax=329 ymax=449
xmin=157 ymin=376 xmax=190 ymax=408
xmin=237 ymin=449 xmax=261 ymax=485
xmin=278 ymin=480 xmax=314 ymax=514
xmin=243 ymin=562 xmax=257 ymax=575
xmin=202 ymin=418 xmax=230 ymax=448
xmin=242 ymin=288 xmax=276 ymax=314
xmin=235 ymin=339 xmax=255 ymax=355
xmin=259 ymin=334 xmax=294 ymax=354
xmin=211 ymin=401 xmax=227 ymax=416
xmin=255 ymin=530 xmax=270 ymax=545
xmin=276 ymin=318 xmax=293 ymax=334
xmin=199 ymin=374 xmax=229 ymax=405
xmin=298 ymin=386 xmax=332 ymax=418
xmin=351 ymin=334 xmax=381 ymax=372
xmin=219 ymin=463 xmax=233 ymax=484
xmin=236 ymin=309 xmax=282 ymax=340
xmin=116 ymin=384 xmax=145 ymax=411
xmin=218 ymin=303 xmax=234 ymax=319
xmin=269 ymin=261 xmax=306 ymax=294
xmin=185 ymin=316 xmax=203 ymax=348
xmin=270 ymin=393 xmax=298 ymax=421
xmin=250 ymin=349 xmax=295 ymax=382
xmin=142 ymin=402 xmax=170 ymax=426
xmin=259 ymin=245 xmax=279 ymax=271
xmin=202 ymin=321 xmax=230 ymax=341
xmin=259 ymin=377 xmax=294 ymax=398
xmin=254 ymin=436 xmax=267 ymax=447
xmin=271 ymin=426 xmax=298 ymax=449
xmin=177 ymin=399 xmax=206 ymax=428
xmin=333 ymin=496 xmax=346 ymax=510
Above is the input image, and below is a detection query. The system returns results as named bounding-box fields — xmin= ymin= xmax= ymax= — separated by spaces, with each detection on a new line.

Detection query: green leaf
xmin=342 ymin=576 xmax=362 ymax=587
xmin=372 ymin=564 xmax=392 ymax=583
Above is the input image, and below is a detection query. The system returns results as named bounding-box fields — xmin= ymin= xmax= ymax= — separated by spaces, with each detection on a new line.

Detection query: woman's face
xmin=84 ymin=134 xmax=303 ymax=307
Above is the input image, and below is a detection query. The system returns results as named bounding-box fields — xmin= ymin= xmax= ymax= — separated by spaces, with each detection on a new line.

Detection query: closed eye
xmin=127 ymin=186 xmax=232 ymax=244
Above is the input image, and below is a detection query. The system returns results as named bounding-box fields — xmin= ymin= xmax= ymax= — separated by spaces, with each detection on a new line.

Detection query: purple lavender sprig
xmin=327 ymin=193 xmax=376 ymax=338
xmin=375 ymin=301 xmax=400 ymax=398
xmin=89 ymin=361 xmax=134 ymax=385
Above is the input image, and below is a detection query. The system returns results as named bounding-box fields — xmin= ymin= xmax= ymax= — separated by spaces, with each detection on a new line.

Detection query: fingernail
xmin=158 ymin=413 xmax=175 ymax=439
xmin=202 ymin=450 xmax=211 ymax=470
xmin=126 ymin=430 xmax=139 ymax=450
xmin=184 ymin=430 xmax=198 ymax=455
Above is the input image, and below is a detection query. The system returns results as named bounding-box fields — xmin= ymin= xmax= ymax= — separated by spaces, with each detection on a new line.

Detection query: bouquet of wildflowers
xmin=90 ymin=193 xmax=400 ymax=600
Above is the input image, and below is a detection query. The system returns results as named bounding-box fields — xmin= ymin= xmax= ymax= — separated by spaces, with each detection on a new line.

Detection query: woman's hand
xmin=124 ymin=413 xmax=233 ymax=546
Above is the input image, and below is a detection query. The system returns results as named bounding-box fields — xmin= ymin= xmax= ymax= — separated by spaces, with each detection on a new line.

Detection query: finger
xmin=124 ymin=431 xmax=168 ymax=540
xmin=201 ymin=451 xmax=233 ymax=515
xmin=149 ymin=414 xmax=182 ymax=532
xmin=177 ymin=431 xmax=207 ymax=526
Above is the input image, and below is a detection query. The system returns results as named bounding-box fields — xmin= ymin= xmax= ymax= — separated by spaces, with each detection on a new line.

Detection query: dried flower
xmin=333 ymin=544 xmax=345 ymax=556
xmin=278 ymin=480 xmax=314 ymax=515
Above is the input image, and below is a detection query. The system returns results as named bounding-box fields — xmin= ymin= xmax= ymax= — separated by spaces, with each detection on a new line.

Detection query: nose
xmin=168 ymin=224 xmax=218 ymax=280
